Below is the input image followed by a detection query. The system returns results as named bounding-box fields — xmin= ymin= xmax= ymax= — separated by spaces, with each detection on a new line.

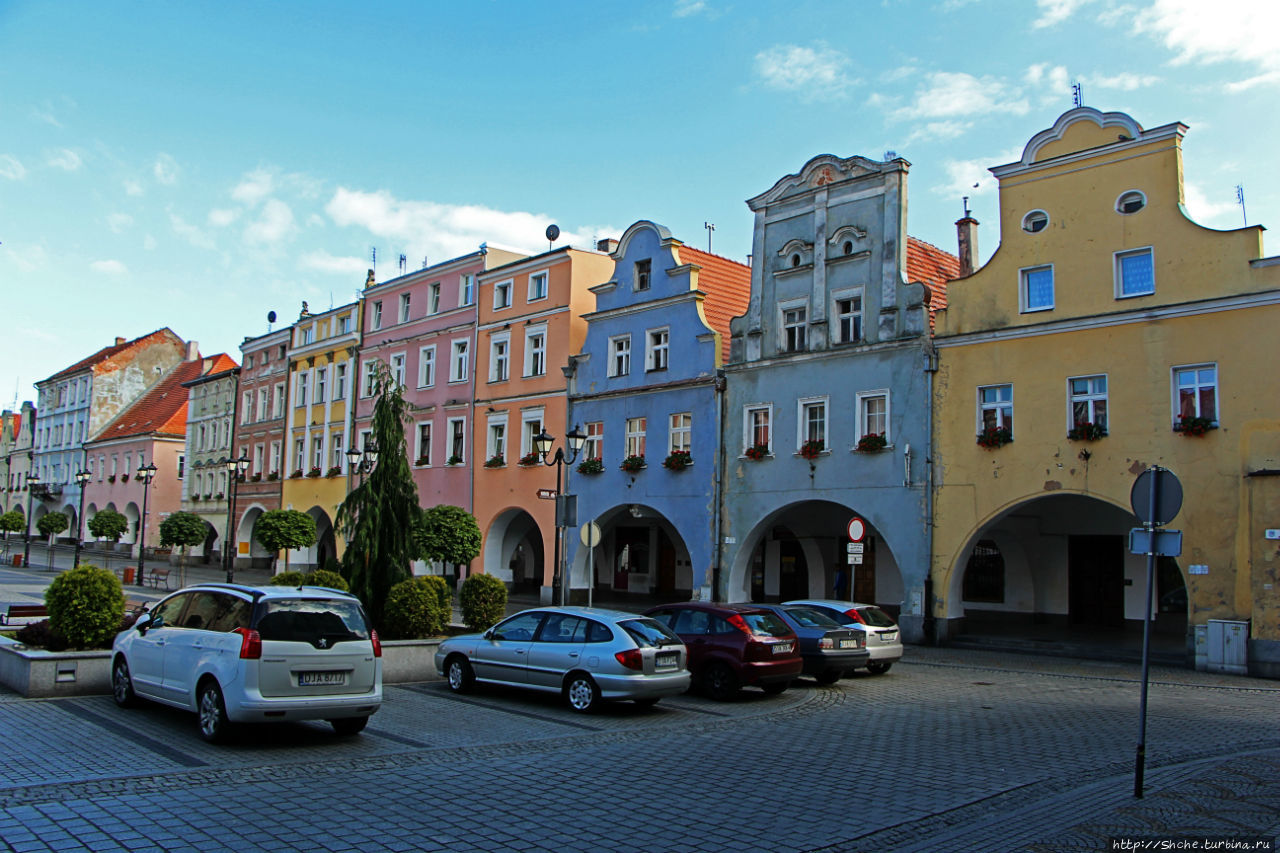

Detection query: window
xmin=669 ymin=412 xmax=691 ymax=453
xmin=312 ymin=436 xmax=324 ymax=469
xmin=647 ymin=328 xmax=669 ymax=372
xmin=744 ymin=405 xmax=772 ymax=454
xmin=782 ymin=304 xmax=807 ymax=352
xmin=963 ymin=540 xmax=1005 ymax=603
xmin=253 ymin=444 xmax=264 ymax=475
xmin=1021 ymin=210 xmax=1049 ymax=233
xmin=494 ymin=279 xmax=513 ymax=310
xmin=299 ymin=326 xmax=314 ymax=345
xmin=428 ymin=282 xmax=441 ymax=315
xmin=1116 ymin=248 xmax=1154 ymax=298
xmin=1069 ymin=375 xmax=1108 ymax=430
xmin=521 ymin=411 xmax=543 ymax=456
xmin=634 ymin=259 xmax=651 ymax=291
xmin=294 ymin=438 xmax=305 ymax=472
xmin=358 ymin=429 xmax=373 ymax=456
xmin=372 ymin=301 xmax=383 ymax=330
xmin=295 ymin=372 xmax=308 ymax=407
xmin=331 ymin=432 xmax=344 ymax=468
xmin=460 ymin=273 xmax=475 ymax=307
xmin=525 ymin=326 xmax=546 ymax=377
xmin=449 ymin=418 xmax=466 ymax=462
xmin=490 ymin=336 xmax=510 ymax=382
xmin=798 ymin=398 xmax=827 ymax=449
xmin=487 ymin=417 xmax=507 ymax=462
xmin=450 ymin=340 xmax=469 ymax=382
xmin=1117 ymin=190 xmax=1146 ymax=214
xmin=416 ymin=422 xmax=432 ymax=465
xmin=314 ymin=367 xmax=327 ymax=403
xmin=584 ymin=421 xmax=603 ymax=461
xmin=336 ymin=314 xmax=351 ymax=334
xmin=979 ymin=384 xmax=1014 ymax=432
xmin=362 ymin=360 xmax=379 ymax=397
xmin=834 ymin=292 xmax=862 ymax=344
xmin=1020 ymin=265 xmax=1054 ymax=312
xmin=857 ymin=391 xmax=889 ymax=442
xmin=1173 ymin=364 xmax=1217 ymax=426
xmin=418 ymin=346 xmax=436 ymax=388
xmin=390 ymin=354 xmax=406 ymax=388
xmin=528 ymin=271 xmax=548 ymax=301
xmin=257 ymin=388 xmax=269 ymax=422
xmin=241 ymin=391 xmax=253 ymax=424
xmin=399 ymin=293 xmax=411 ymax=323
xmin=273 ymin=384 xmax=285 ymax=418
xmin=609 ymin=335 xmax=631 ymax=377
xmin=625 ymin=417 xmax=646 ymax=459
xmin=334 ymin=363 xmax=347 ymax=400
xmin=269 ymin=441 xmax=281 ymax=475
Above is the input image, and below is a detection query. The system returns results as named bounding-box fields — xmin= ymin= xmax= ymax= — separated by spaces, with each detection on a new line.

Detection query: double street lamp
xmin=136 ymin=462 xmax=157 ymax=587
xmin=223 ymin=455 xmax=249 ymax=582
xmin=22 ymin=472 xmax=40 ymax=568
xmin=533 ymin=425 xmax=586 ymax=606
xmin=73 ymin=469 xmax=91 ymax=568
xmin=345 ymin=442 xmax=379 ymax=486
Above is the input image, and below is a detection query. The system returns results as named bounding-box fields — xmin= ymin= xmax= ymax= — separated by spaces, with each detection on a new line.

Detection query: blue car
xmin=752 ymin=604 xmax=868 ymax=684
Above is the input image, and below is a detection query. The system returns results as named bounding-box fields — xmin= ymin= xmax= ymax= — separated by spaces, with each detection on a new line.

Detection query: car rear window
xmin=858 ymin=606 xmax=897 ymax=628
xmin=740 ymin=612 xmax=790 ymax=637
xmin=782 ymin=607 xmax=841 ymax=629
xmin=620 ymin=618 xmax=681 ymax=648
xmin=255 ymin=598 xmax=370 ymax=646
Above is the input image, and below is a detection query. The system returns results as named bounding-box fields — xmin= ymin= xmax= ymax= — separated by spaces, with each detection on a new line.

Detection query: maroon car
xmin=643 ymin=602 xmax=803 ymax=700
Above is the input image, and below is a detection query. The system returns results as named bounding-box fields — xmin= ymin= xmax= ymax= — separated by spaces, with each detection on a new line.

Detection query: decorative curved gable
xmin=612 ymin=219 xmax=675 ymax=261
xmin=1019 ymin=107 xmax=1144 ymax=165
xmin=747 ymin=154 xmax=898 ymax=210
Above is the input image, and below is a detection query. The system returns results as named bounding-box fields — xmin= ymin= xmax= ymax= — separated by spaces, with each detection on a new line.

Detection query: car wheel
xmin=814 ymin=670 xmax=842 ymax=686
xmin=867 ymin=661 xmax=893 ymax=675
xmin=330 ymin=716 xmax=369 ymax=736
xmin=761 ymin=681 xmax=791 ymax=696
xmin=445 ymin=655 xmax=474 ymax=693
xmin=633 ymin=697 xmax=661 ymax=708
xmin=564 ymin=673 xmax=600 ymax=713
xmin=111 ymin=657 xmax=138 ymax=708
xmin=197 ymin=681 xmax=232 ymax=744
xmin=705 ymin=663 xmax=739 ymax=701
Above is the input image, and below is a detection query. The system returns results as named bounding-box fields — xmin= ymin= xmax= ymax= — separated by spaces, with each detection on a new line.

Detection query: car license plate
xmin=771 ymin=642 xmax=793 ymax=654
xmin=656 ymin=652 xmax=678 ymax=669
xmin=299 ymin=671 xmax=346 ymax=686
xmin=880 ymin=631 xmax=897 ymax=642
xmin=838 ymin=639 xmax=859 ymax=649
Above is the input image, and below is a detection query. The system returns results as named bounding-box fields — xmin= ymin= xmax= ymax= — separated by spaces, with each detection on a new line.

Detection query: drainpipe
xmin=922 ymin=341 xmax=938 ymax=644
xmin=712 ymin=369 xmax=727 ymax=602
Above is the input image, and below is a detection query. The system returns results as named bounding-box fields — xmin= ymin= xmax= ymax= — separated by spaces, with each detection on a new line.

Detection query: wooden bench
xmin=2 ymin=604 xmax=48 ymax=625
xmin=146 ymin=568 xmax=172 ymax=591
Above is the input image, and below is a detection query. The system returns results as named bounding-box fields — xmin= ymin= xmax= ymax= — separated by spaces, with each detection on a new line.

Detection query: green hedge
xmin=382 ymin=575 xmax=452 ymax=639
xmin=459 ymin=573 xmax=507 ymax=632
xmin=44 ymin=563 xmax=125 ymax=649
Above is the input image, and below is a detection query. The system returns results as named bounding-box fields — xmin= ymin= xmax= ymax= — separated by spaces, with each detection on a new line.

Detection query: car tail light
xmin=727 ymin=613 xmax=752 ymax=635
xmin=818 ymin=636 xmax=834 ymax=650
xmin=615 ymin=649 xmax=643 ymax=670
xmin=234 ymin=628 xmax=262 ymax=660
xmin=371 ymin=629 xmax=382 ymax=658
xmin=843 ymin=608 xmax=866 ymax=624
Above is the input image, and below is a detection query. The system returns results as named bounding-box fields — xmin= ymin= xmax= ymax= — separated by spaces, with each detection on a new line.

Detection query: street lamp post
xmin=22 ymin=472 xmax=40 ymax=568
xmin=533 ymin=426 xmax=587 ymax=606
xmin=136 ymin=462 xmax=157 ymax=587
xmin=345 ymin=441 xmax=379 ymax=487
xmin=223 ymin=455 xmax=249 ymax=582
xmin=73 ymin=469 xmax=91 ymax=568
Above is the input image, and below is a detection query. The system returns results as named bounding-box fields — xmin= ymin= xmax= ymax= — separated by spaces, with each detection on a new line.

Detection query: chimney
xmin=114 ymin=336 xmax=127 ymax=346
xmin=955 ymin=215 xmax=979 ymax=277
xmin=596 ymin=238 xmax=619 ymax=254
xmin=185 ymin=341 xmax=200 ymax=362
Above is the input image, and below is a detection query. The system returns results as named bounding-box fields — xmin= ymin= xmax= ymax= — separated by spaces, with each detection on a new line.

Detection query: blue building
xmin=564 ymin=221 xmax=750 ymax=602
xmin=721 ymin=155 xmax=957 ymax=642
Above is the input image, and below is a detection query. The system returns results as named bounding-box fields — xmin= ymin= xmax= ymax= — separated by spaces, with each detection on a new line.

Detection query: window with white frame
xmin=744 ymin=405 xmax=772 ymax=454
xmin=258 ymin=388 xmax=269 ymax=422
xmin=416 ymin=422 xmax=432 ymax=465
xmin=253 ymin=444 xmax=264 ymax=475
xmin=399 ymin=292 xmax=411 ymax=323
xmin=798 ymin=397 xmax=827 ymax=450
xmin=521 ymin=410 xmax=543 ymax=456
xmin=336 ymin=313 xmax=351 ymax=334
xmin=487 ymin=416 xmax=507 ymax=462
xmin=584 ymin=421 xmax=603 ymax=461
xmin=300 ymin=326 xmax=314 ymax=345
xmin=450 ymin=340 xmax=469 ymax=382
xmin=781 ymin=303 xmax=807 ymax=353
xmin=312 ymin=436 xmax=324 ymax=470
xmin=372 ymin=301 xmax=383 ymax=330
xmin=241 ymin=391 xmax=253 ymax=423
xmin=1020 ymin=265 xmax=1054 ymax=312
xmin=274 ymin=383 xmax=285 ymax=417
xmin=418 ymin=345 xmax=436 ymax=388
xmin=1115 ymin=248 xmax=1154 ymax=298
xmin=625 ymin=417 xmax=647 ymax=459
xmin=669 ymin=412 xmax=691 ymax=453
xmin=361 ymin=360 xmax=378 ymax=397
xmin=295 ymin=372 xmax=308 ymax=407
xmin=489 ymin=335 xmax=510 ymax=382
xmin=294 ymin=438 xmax=305 ymax=472
xmin=647 ymin=328 xmax=669 ymax=371
xmin=314 ymin=366 xmax=327 ymax=403
xmin=390 ymin=354 xmax=406 ymax=388
xmin=331 ymin=433 xmax=344 ymax=468
xmin=525 ymin=326 xmax=546 ymax=377
xmin=1173 ymin=364 xmax=1217 ymax=426
xmin=979 ymin=384 xmax=1013 ymax=433
xmin=493 ymin=279 xmax=513 ymax=310
xmin=528 ymin=271 xmax=549 ymax=302
xmin=449 ymin=418 xmax=466 ymax=462
xmin=609 ymin=335 xmax=631 ymax=377
xmin=1069 ymin=375 xmax=1108 ymax=430
xmin=358 ymin=429 xmax=373 ymax=456
xmin=334 ymin=363 xmax=347 ymax=400
xmin=460 ymin=273 xmax=475 ymax=306
xmin=833 ymin=291 xmax=863 ymax=344
xmin=428 ymin=282 xmax=441 ymax=315
xmin=857 ymin=391 xmax=890 ymax=443
xmin=634 ymin=259 xmax=651 ymax=291
xmin=269 ymin=441 xmax=281 ymax=474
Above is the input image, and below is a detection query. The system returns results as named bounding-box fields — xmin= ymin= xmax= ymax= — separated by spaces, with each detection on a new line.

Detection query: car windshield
xmin=620 ymin=617 xmax=682 ymax=648
xmin=741 ymin=612 xmax=791 ymax=637
xmin=782 ymin=607 xmax=841 ymax=628
xmin=857 ymin=606 xmax=897 ymax=628
xmin=256 ymin=598 xmax=370 ymax=646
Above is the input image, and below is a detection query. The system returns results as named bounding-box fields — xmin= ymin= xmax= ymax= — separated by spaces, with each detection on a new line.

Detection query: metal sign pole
xmin=1134 ymin=467 xmax=1160 ymax=798
xmin=587 ymin=524 xmax=594 ymax=609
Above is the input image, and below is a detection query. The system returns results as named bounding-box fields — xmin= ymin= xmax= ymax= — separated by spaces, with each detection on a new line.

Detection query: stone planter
xmin=380 ymin=638 xmax=443 ymax=683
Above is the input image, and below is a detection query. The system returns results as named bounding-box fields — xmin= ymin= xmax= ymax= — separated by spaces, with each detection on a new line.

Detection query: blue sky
xmin=3 ymin=0 xmax=1277 ymax=405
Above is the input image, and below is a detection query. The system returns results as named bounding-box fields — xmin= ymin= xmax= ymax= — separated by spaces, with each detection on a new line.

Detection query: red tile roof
xmin=906 ymin=236 xmax=959 ymax=324
xmin=91 ymin=354 xmax=235 ymax=442
xmin=41 ymin=328 xmax=184 ymax=384
xmin=679 ymin=245 xmax=752 ymax=363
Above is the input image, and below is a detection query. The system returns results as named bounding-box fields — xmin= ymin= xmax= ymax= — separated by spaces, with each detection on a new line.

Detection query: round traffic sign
xmin=847 ymin=517 xmax=866 ymax=542
xmin=580 ymin=521 xmax=602 ymax=547
xmin=1130 ymin=467 xmax=1183 ymax=526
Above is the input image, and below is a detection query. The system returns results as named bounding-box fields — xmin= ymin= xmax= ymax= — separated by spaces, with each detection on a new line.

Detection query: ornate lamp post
xmin=136 ymin=462 xmax=157 ymax=586
xmin=345 ymin=441 xmax=378 ymax=487
xmin=22 ymin=471 xmax=40 ymax=568
xmin=223 ymin=454 xmax=249 ymax=582
xmin=533 ymin=425 xmax=587 ymax=606
xmin=73 ymin=469 xmax=91 ymax=568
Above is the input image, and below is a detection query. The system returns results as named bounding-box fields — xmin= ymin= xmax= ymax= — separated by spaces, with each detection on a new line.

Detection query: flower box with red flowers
xmin=855 ymin=433 xmax=888 ymax=453
xmin=1175 ymin=414 xmax=1216 ymax=436
xmin=1067 ymin=421 xmax=1107 ymax=441
xmin=662 ymin=451 xmax=692 ymax=471
xmin=620 ymin=454 xmax=646 ymax=473
xmin=976 ymin=426 xmax=1013 ymax=449
xmin=799 ymin=439 xmax=825 ymax=460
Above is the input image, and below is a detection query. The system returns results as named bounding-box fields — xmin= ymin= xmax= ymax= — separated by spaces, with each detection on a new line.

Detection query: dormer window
xmin=634 ymin=259 xmax=651 ymax=291
xmin=777 ymin=239 xmax=814 ymax=272
xmin=843 ymin=241 xmax=853 ymax=255
xmin=791 ymin=254 xmax=801 ymax=268
xmin=1117 ymin=191 xmax=1146 ymax=214
xmin=1022 ymin=210 xmax=1049 ymax=233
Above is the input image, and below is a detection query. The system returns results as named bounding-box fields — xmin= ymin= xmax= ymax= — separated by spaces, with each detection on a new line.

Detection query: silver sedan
xmin=783 ymin=599 xmax=904 ymax=674
xmin=434 ymin=607 xmax=691 ymax=712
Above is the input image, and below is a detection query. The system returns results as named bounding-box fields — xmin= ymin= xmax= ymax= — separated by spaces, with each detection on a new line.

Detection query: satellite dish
xmin=267 ymin=310 xmax=277 ymax=324
xmin=545 ymin=224 xmax=561 ymax=243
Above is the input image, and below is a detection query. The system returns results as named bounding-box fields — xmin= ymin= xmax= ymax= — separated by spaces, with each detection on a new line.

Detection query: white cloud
xmin=153 ymin=153 xmax=179 ymax=185
xmin=31 ymin=105 xmax=63 ymax=128
xmin=124 ymin=179 xmax=144 ymax=196
xmin=208 ymin=208 xmax=239 ymax=227
xmin=106 ymin=213 xmax=134 ymax=233
xmin=933 ymin=147 xmax=1024 ymax=197
xmin=244 ymin=199 xmax=297 ymax=246
xmin=1033 ymin=0 xmax=1096 ymax=28
xmin=673 ymin=0 xmax=707 ymax=16
xmin=1224 ymin=71 xmax=1280 ymax=92
xmin=299 ymin=251 xmax=369 ymax=276
xmin=1130 ymin=0 xmax=1280 ymax=88
xmin=1086 ymin=72 xmax=1161 ymax=91
xmin=169 ymin=211 xmax=215 ymax=249
xmin=903 ymin=120 xmax=971 ymax=145
xmin=46 ymin=149 xmax=83 ymax=171
xmin=91 ymin=259 xmax=128 ymax=275
xmin=0 ymin=155 xmax=27 ymax=180
xmin=231 ymin=169 xmax=275 ymax=205
xmin=1183 ymin=181 xmax=1243 ymax=225
xmin=754 ymin=43 xmax=857 ymax=99
xmin=892 ymin=72 xmax=1028 ymax=120
xmin=7 ymin=243 xmax=47 ymax=272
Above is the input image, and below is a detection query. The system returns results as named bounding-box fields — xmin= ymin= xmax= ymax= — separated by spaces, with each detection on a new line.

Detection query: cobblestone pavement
xmin=1 ymin=645 xmax=1277 ymax=852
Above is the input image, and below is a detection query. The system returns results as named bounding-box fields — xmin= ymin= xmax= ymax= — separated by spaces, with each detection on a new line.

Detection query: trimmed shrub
xmin=43 ymin=563 xmax=125 ymax=650
xmin=269 ymin=571 xmax=308 ymax=587
xmin=382 ymin=575 xmax=452 ymax=639
xmin=16 ymin=619 xmax=68 ymax=651
xmin=459 ymin=573 xmax=507 ymax=632
xmin=307 ymin=569 xmax=350 ymax=592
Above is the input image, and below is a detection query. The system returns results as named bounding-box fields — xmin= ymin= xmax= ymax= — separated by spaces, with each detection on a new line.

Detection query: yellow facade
xmin=932 ymin=107 xmax=1280 ymax=674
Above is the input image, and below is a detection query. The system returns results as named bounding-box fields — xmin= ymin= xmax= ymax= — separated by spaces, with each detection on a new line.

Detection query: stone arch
xmin=567 ymin=503 xmax=695 ymax=602
xmin=482 ymin=507 xmax=546 ymax=595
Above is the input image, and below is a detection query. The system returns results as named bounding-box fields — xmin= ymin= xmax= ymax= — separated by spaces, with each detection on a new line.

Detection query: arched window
xmin=963 ymin=539 xmax=1005 ymax=603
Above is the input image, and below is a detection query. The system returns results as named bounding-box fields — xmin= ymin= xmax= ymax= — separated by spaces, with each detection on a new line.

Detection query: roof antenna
xmin=370 ymin=246 xmax=377 ymax=273
xmin=1071 ymin=81 xmax=1083 ymax=108
xmin=704 ymin=221 xmax=715 ymax=253
xmin=962 ymin=196 xmax=971 ymax=218
xmin=546 ymin=224 xmax=560 ymax=251
xmin=1236 ymin=185 xmax=1247 ymax=226
xmin=422 ymin=255 xmax=429 ymax=270
xmin=398 ymin=254 xmax=407 ymax=275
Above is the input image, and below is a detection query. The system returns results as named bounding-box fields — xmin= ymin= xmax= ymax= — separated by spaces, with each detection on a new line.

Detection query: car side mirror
xmin=484 ymin=629 xmax=497 ymax=641
xmin=134 ymin=613 xmax=153 ymax=634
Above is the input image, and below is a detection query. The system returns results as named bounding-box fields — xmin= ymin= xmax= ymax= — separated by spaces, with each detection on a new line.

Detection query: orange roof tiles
xmin=680 ymin=245 xmax=752 ymax=363
xmin=906 ymin=236 xmax=959 ymax=323
xmin=92 ymin=353 xmax=235 ymax=442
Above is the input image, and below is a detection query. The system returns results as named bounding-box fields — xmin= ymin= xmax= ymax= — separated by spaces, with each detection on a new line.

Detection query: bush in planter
xmin=382 ymin=575 xmax=452 ymax=639
xmin=37 ymin=512 xmax=69 ymax=541
xmin=459 ymin=572 xmax=507 ymax=631
xmin=16 ymin=611 xmax=141 ymax=651
xmin=269 ymin=571 xmax=308 ymax=587
xmin=307 ymin=568 xmax=350 ymax=592
xmin=87 ymin=508 xmax=129 ymax=543
xmin=44 ymin=563 xmax=125 ymax=649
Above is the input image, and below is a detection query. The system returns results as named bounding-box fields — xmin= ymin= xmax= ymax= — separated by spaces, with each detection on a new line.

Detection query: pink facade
xmin=81 ymin=435 xmax=185 ymax=554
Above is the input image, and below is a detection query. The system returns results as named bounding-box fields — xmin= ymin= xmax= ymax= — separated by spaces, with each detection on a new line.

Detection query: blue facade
xmin=564 ymin=221 xmax=747 ymax=601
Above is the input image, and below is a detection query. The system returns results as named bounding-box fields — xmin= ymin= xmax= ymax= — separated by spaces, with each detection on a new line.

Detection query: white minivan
xmin=112 ymin=583 xmax=382 ymax=742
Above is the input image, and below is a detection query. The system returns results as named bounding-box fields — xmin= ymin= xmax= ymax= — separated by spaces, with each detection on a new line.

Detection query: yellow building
xmin=280 ymin=300 xmax=363 ymax=570
xmin=931 ymin=107 xmax=1280 ymax=676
